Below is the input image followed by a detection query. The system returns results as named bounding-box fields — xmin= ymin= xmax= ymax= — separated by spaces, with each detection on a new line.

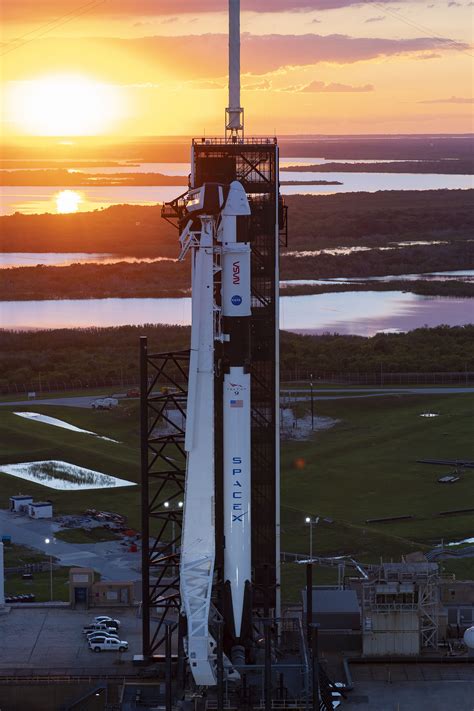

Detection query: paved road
xmin=0 ymin=510 xmax=141 ymax=581
xmin=0 ymin=395 xmax=120 ymax=409
xmin=2 ymin=387 xmax=473 ymax=409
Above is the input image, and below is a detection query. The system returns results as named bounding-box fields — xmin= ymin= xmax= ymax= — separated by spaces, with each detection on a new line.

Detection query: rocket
xmin=218 ymin=182 xmax=252 ymax=641
xmin=177 ymin=180 xmax=251 ymax=685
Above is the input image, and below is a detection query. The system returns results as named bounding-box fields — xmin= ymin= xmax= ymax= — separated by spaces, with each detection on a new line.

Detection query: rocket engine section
xmin=178 ymin=180 xmax=251 ymax=686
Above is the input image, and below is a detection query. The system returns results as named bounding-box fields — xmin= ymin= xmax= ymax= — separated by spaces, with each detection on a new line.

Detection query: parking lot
xmin=0 ymin=607 xmax=143 ymax=673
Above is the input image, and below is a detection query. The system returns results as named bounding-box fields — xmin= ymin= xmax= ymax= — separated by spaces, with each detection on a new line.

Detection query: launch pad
xmin=138 ymin=0 xmax=329 ymax=704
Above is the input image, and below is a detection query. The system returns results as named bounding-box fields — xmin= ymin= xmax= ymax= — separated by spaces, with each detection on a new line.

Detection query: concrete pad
xmin=0 ymin=607 xmax=142 ymax=672
xmin=344 ymin=680 xmax=474 ymax=710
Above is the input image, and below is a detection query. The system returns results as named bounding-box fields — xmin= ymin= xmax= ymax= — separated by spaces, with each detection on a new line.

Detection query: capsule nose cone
xmin=222 ymin=181 xmax=251 ymax=217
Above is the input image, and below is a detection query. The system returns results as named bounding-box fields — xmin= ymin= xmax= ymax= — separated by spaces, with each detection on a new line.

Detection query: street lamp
xmin=310 ymin=373 xmax=314 ymax=430
xmin=44 ymin=537 xmax=53 ymax=601
xmin=305 ymin=516 xmax=320 ymax=562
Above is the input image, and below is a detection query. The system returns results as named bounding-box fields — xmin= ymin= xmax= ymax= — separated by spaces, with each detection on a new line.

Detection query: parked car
xmin=83 ymin=623 xmax=109 ymax=634
xmin=92 ymin=615 xmax=121 ymax=628
xmin=87 ymin=632 xmax=120 ymax=644
xmin=89 ymin=637 xmax=128 ymax=653
xmin=126 ymin=388 xmax=139 ymax=398
xmin=86 ymin=628 xmax=120 ymax=639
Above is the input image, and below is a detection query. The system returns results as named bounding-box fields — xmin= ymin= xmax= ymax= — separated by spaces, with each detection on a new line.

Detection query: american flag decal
xmin=230 ymin=399 xmax=243 ymax=408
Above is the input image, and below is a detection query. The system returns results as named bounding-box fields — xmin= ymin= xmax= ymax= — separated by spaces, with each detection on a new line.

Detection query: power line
xmin=4 ymin=0 xmax=104 ymax=47
xmin=373 ymin=2 xmax=473 ymax=58
xmin=1 ymin=0 xmax=106 ymax=57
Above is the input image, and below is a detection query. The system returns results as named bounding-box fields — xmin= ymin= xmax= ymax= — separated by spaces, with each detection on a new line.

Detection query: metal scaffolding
xmin=140 ymin=338 xmax=189 ymax=660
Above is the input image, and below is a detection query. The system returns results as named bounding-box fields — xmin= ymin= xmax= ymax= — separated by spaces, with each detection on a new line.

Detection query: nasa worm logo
xmin=231 ymin=295 xmax=242 ymax=306
xmin=232 ymin=261 xmax=241 ymax=285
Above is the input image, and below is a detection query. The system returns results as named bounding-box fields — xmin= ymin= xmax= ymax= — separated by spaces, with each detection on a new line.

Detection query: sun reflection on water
xmin=55 ymin=189 xmax=82 ymax=213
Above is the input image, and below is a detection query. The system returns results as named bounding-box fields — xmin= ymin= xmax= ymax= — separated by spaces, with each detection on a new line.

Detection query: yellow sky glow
xmin=4 ymin=75 xmax=126 ymax=136
xmin=1 ymin=3 xmax=472 ymax=137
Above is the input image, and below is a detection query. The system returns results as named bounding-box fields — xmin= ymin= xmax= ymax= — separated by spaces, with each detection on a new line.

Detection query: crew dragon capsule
xmin=177 ymin=180 xmax=251 ymax=685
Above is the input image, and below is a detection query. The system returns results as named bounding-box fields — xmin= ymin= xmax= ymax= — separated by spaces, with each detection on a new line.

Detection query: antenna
xmin=226 ymin=0 xmax=244 ymax=141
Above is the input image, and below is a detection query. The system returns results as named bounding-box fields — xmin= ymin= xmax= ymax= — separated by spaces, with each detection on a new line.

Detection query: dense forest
xmin=1 ymin=325 xmax=473 ymax=391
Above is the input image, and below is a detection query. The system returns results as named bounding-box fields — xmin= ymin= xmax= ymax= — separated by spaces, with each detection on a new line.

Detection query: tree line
xmin=1 ymin=325 xmax=473 ymax=392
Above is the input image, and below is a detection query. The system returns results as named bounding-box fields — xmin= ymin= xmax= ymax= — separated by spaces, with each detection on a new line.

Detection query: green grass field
xmin=0 ymin=391 xmax=473 ymax=600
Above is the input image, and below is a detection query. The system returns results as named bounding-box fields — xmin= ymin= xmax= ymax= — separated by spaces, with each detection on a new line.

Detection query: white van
xmin=92 ymin=398 xmax=119 ymax=410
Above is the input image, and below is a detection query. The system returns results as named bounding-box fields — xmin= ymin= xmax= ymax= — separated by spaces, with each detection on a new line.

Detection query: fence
xmin=280 ymin=371 xmax=474 ymax=386
xmin=1 ymin=371 xmax=473 ymax=396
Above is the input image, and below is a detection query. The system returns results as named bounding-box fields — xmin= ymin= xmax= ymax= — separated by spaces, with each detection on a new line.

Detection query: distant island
xmin=280 ymin=180 xmax=342 ymax=186
xmin=281 ymin=159 xmax=474 ymax=175
xmin=0 ymin=170 xmax=188 ymax=187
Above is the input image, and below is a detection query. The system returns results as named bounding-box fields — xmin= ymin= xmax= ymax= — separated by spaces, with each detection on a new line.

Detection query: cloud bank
xmin=2 ymin=0 xmax=411 ymax=21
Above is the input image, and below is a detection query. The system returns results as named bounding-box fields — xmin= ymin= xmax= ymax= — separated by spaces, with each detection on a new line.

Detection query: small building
xmin=9 ymin=495 xmax=33 ymax=513
xmin=69 ymin=567 xmax=134 ymax=608
xmin=361 ymin=562 xmax=440 ymax=656
xmin=28 ymin=501 xmax=53 ymax=519
xmin=302 ymin=587 xmax=362 ymax=653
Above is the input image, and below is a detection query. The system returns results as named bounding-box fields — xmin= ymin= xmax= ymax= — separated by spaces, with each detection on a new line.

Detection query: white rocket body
xmin=178 ymin=181 xmax=251 ymax=685
xmin=219 ymin=181 xmax=252 ymax=639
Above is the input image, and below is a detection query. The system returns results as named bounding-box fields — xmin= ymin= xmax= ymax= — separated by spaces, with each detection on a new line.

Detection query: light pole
xmin=305 ymin=516 xmax=319 ymax=562
xmin=310 ymin=373 xmax=314 ymax=430
xmin=44 ymin=538 xmax=53 ymax=601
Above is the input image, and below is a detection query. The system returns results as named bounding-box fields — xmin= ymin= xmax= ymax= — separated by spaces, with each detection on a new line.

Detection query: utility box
xmin=10 ymin=495 xmax=33 ymax=513
xmin=28 ymin=501 xmax=53 ymax=519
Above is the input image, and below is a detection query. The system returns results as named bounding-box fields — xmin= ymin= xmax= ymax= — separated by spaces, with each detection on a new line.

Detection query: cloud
xmin=365 ymin=15 xmax=385 ymax=22
xmin=300 ymin=80 xmax=374 ymax=91
xmin=4 ymin=32 xmax=467 ymax=86
xmin=415 ymin=52 xmax=441 ymax=59
xmin=190 ymin=80 xmax=225 ymax=90
xmin=1 ymin=0 xmax=415 ymax=21
xmin=111 ymin=33 xmax=469 ymax=78
xmin=418 ymin=96 xmax=474 ymax=103
xmin=243 ymin=78 xmax=272 ymax=90
xmin=447 ymin=1 xmax=461 ymax=5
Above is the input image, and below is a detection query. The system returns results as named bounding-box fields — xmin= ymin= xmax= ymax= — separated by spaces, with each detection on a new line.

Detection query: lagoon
xmin=1 ymin=291 xmax=472 ymax=336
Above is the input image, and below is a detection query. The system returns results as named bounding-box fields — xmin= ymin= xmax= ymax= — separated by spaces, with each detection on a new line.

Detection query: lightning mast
xmin=226 ymin=0 xmax=244 ymax=140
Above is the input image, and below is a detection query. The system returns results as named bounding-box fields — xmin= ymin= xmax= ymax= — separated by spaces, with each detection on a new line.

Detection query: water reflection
xmin=0 ymin=460 xmax=135 ymax=490
xmin=56 ymin=190 xmax=82 ymax=214
xmin=1 ymin=171 xmax=472 ymax=215
xmin=1 ymin=291 xmax=472 ymax=336
xmin=0 ymin=186 xmax=184 ymax=215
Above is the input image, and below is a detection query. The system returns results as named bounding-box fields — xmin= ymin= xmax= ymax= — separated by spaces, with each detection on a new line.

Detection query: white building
xmin=28 ymin=501 xmax=53 ymax=519
xmin=9 ymin=495 xmax=33 ymax=513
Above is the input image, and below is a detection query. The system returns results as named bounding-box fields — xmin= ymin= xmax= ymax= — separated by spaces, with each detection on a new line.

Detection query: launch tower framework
xmin=141 ymin=136 xmax=287 ymax=661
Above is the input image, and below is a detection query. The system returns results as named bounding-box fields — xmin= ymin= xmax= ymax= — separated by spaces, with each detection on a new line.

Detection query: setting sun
xmin=55 ymin=190 xmax=82 ymax=214
xmin=5 ymin=74 xmax=124 ymax=136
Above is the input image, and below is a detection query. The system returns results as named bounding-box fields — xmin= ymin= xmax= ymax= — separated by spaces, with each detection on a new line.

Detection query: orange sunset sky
xmin=1 ymin=0 xmax=473 ymax=137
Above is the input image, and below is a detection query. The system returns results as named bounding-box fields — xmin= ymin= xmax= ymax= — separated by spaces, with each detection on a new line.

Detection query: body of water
xmin=0 ymin=186 xmax=184 ymax=216
xmin=1 ymin=291 xmax=472 ymax=336
xmin=281 ymin=270 xmax=474 ymax=286
xmin=1 ymin=158 xmax=472 ymax=215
